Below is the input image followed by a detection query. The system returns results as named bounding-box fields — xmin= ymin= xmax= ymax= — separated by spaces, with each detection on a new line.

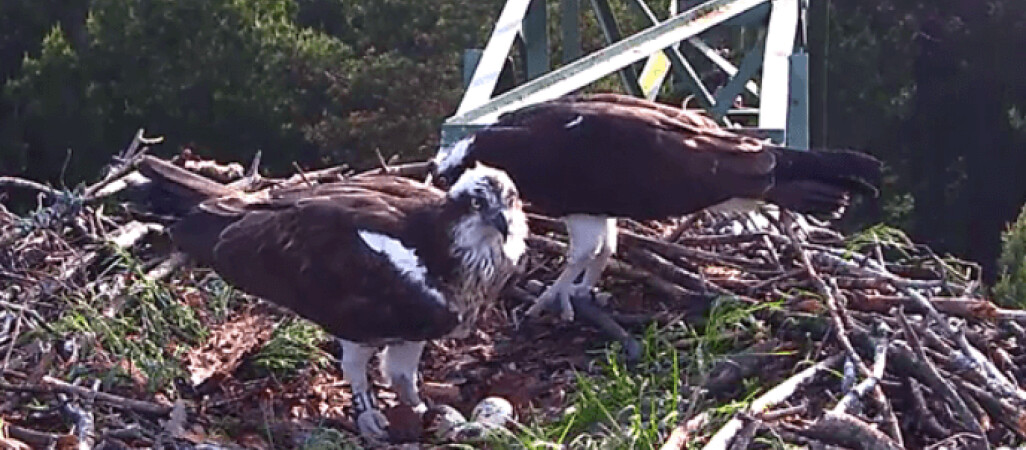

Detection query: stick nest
xmin=1 ymin=136 xmax=1025 ymax=449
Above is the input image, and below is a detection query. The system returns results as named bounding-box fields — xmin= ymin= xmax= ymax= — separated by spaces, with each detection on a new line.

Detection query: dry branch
xmin=795 ymin=411 xmax=903 ymax=450
xmin=0 ymin=377 xmax=172 ymax=416
xmin=702 ymin=353 xmax=843 ymax=450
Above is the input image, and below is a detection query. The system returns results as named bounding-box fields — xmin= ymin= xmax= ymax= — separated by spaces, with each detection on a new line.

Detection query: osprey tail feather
xmin=134 ymin=155 xmax=235 ymax=216
xmin=764 ymin=147 xmax=882 ymax=216
xmin=132 ymin=156 xmax=239 ymax=264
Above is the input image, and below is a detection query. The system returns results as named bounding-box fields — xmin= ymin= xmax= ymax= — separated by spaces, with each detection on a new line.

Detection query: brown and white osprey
xmin=134 ymin=156 xmax=527 ymax=439
xmin=432 ymin=93 xmax=882 ymax=320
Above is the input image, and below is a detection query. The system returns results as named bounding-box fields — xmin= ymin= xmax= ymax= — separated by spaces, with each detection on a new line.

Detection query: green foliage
xmin=298 ymin=427 xmax=362 ymax=450
xmin=486 ymin=298 xmax=777 ymax=449
xmin=51 ymin=251 xmax=208 ymax=392
xmin=823 ymin=1 xmax=1026 ymax=277
xmin=250 ymin=318 xmax=331 ymax=378
xmin=994 ymin=203 xmax=1026 ymax=307
xmin=0 ymin=0 xmax=502 ymax=188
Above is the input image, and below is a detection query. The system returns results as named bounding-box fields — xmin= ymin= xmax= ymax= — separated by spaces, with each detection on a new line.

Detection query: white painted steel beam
xmin=447 ymin=0 xmax=770 ymax=125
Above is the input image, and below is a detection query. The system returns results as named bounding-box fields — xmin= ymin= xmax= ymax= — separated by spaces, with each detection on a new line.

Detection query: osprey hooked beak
xmin=484 ymin=206 xmax=510 ymax=239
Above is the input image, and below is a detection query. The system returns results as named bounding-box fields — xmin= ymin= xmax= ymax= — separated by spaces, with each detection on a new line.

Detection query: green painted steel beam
xmin=446 ymin=0 xmax=770 ymax=125
xmin=462 ymin=50 xmax=484 ymax=89
xmin=786 ymin=51 xmax=809 ymax=148
xmin=685 ymin=36 xmax=760 ymax=97
xmin=455 ymin=0 xmax=533 ymax=116
xmin=589 ymin=0 xmax=644 ymax=97
xmin=523 ymin=0 xmax=550 ymax=79
xmin=628 ymin=0 xmax=715 ymax=107
xmin=709 ymin=29 xmax=766 ymax=120
xmin=561 ymin=0 xmax=582 ymax=63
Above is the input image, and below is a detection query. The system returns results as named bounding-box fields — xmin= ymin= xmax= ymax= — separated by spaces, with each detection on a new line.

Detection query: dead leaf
xmin=422 ymin=381 xmax=461 ymax=405
xmin=184 ymin=307 xmax=276 ymax=386
xmin=236 ymin=432 xmax=271 ymax=450
xmin=386 ymin=405 xmax=424 ymax=443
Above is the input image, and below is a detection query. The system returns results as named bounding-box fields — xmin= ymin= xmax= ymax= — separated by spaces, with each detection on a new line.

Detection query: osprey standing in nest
xmin=134 ymin=156 xmax=527 ymax=439
xmin=432 ymin=93 xmax=882 ymax=321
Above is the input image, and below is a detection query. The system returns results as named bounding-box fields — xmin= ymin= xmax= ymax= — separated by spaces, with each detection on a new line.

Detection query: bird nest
xmin=1 ymin=133 xmax=1025 ymax=449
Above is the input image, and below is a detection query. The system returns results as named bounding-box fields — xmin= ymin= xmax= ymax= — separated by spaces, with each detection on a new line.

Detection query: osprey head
xmin=430 ymin=135 xmax=478 ymax=190
xmin=446 ymin=162 xmax=527 ymax=262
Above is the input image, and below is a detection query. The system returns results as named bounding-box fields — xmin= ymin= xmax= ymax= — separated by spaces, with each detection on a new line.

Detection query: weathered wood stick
xmin=901 ymin=287 xmax=1026 ymax=403
xmin=783 ymin=213 xmax=871 ymax=379
xmin=352 ymin=161 xmax=431 ymax=179
xmin=59 ymin=399 xmax=95 ymax=450
xmin=833 ymin=335 xmax=888 ymax=414
xmin=624 ymin=247 xmax=712 ymax=293
xmin=726 ymin=415 xmax=761 ymax=450
xmin=811 ymin=251 xmax=946 ymax=290
xmin=85 ymin=129 xmax=158 ymax=200
xmin=702 ymin=339 xmax=789 ymax=398
xmin=887 ymin=341 xmax=986 ymax=438
xmin=956 ymin=379 xmax=1026 ymax=438
xmin=851 ymin=293 xmax=1026 ymax=323
xmin=507 ymin=285 xmax=643 ymax=364
xmin=3 ymin=423 xmax=61 ymax=448
xmin=795 ymin=411 xmax=903 ymax=450
xmin=701 ymin=353 xmax=843 ymax=450
xmin=908 ymin=377 xmax=953 ymax=438
xmin=659 ymin=412 xmax=708 ymax=450
xmin=0 ymin=177 xmax=63 ymax=198
xmin=621 ymin=229 xmax=777 ymax=271
xmin=526 ymin=234 xmax=694 ymax=301
xmin=755 ymin=403 xmax=807 ymax=421
xmin=0 ymin=376 xmax=172 ymax=416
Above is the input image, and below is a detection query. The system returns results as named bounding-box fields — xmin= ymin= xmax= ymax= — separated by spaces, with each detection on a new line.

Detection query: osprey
xmin=133 ymin=156 xmax=528 ymax=439
xmin=432 ymin=93 xmax=882 ymax=320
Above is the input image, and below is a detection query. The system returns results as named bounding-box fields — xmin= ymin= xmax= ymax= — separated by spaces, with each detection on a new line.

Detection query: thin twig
xmin=0 ymin=177 xmax=64 ymax=198
xmin=701 ymin=353 xmax=843 ymax=450
xmin=291 ymin=162 xmax=314 ymax=187
xmin=0 ymin=376 xmax=172 ymax=416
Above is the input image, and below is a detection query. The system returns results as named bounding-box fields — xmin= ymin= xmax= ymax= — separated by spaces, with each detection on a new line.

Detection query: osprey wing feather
xmin=132 ymin=156 xmax=526 ymax=439
xmin=431 ymin=92 xmax=883 ymax=322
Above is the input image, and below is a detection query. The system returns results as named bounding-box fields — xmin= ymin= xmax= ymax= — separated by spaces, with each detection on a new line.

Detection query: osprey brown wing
xmin=207 ymin=187 xmax=459 ymax=343
xmin=469 ymin=98 xmax=777 ymax=218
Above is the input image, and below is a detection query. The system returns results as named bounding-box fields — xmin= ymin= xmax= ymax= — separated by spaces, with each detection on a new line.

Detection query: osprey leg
xmin=380 ymin=341 xmax=427 ymax=413
xmin=340 ymin=340 xmax=389 ymax=439
xmin=571 ymin=217 xmax=617 ymax=304
xmin=528 ymin=215 xmax=612 ymax=321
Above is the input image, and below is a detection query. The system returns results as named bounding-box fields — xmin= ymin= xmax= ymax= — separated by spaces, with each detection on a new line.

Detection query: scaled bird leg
xmin=340 ymin=340 xmax=389 ymax=439
xmin=380 ymin=341 xmax=428 ymax=414
xmin=528 ymin=215 xmax=610 ymax=321
xmin=570 ymin=217 xmax=617 ymax=305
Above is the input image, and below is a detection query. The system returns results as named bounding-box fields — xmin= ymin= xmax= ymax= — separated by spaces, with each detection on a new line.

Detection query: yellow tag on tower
xmin=637 ymin=0 xmax=678 ymax=100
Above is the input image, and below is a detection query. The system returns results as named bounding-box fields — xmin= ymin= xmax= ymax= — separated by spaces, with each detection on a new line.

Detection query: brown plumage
xmin=431 ymin=93 xmax=882 ymax=321
xmin=133 ymin=156 xmax=528 ymax=438
xmin=434 ymin=92 xmax=882 ymax=220
xmin=136 ymin=156 xmax=524 ymax=343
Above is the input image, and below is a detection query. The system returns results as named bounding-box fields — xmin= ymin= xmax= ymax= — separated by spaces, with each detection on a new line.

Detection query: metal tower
xmin=441 ymin=0 xmax=811 ymax=149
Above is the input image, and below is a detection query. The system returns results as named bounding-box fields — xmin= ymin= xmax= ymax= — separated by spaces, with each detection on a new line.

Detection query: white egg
xmin=470 ymin=396 xmax=515 ymax=428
